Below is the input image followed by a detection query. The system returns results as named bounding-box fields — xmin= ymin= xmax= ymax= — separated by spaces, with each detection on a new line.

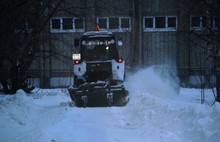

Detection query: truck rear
xmin=68 ymin=30 xmax=129 ymax=107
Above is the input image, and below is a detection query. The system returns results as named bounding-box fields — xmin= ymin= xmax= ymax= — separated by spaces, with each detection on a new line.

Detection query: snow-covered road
xmin=1 ymin=67 xmax=220 ymax=142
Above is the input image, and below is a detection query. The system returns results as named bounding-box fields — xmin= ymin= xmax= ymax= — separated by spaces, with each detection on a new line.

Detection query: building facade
xmin=29 ymin=0 xmax=219 ymax=88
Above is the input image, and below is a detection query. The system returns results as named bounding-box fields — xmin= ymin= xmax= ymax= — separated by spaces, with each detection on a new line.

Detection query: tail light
xmin=117 ymin=58 xmax=123 ymax=63
xmin=74 ymin=60 xmax=79 ymax=64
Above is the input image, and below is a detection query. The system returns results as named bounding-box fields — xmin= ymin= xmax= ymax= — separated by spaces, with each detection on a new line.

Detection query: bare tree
xmin=180 ymin=0 xmax=220 ymax=103
xmin=0 ymin=0 xmax=64 ymax=93
xmin=1 ymin=0 xmax=119 ymax=92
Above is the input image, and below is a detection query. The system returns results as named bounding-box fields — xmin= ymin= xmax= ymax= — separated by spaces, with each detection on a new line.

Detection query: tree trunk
xmin=216 ymin=0 xmax=220 ymax=102
xmin=11 ymin=64 xmax=18 ymax=93
xmin=216 ymin=73 xmax=220 ymax=102
xmin=0 ymin=79 xmax=10 ymax=94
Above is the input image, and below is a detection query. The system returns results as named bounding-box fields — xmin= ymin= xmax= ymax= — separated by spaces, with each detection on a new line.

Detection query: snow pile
xmin=0 ymin=90 xmax=41 ymax=141
xmin=0 ymin=67 xmax=220 ymax=142
xmin=0 ymin=89 xmax=69 ymax=142
xmin=0 ymin=90 xmax=37 ymax=126
xmin=124 ymin=67 xmax=220 ymax=142
xmin=123 ymin=91 xmax=220 ymax=142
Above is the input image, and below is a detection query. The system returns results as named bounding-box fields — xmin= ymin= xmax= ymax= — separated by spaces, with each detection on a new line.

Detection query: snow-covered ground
xmin=1 ymin=67 xmax=220 ymax=142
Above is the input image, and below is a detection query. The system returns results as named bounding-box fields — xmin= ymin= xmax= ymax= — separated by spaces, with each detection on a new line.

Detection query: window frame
xmin=50 ymin=17 xmax=84 ymax=33
xmin=97 ymin=17 xmax=131 ymax=32
xmin=190 ymin=15 xmax=218 ymax=30
xmin=143 ymin=16 xmax=177 ymax=32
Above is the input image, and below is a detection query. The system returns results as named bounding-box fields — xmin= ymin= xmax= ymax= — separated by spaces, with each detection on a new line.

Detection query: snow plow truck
xmin=68 ymin=29 xmax=129 ymax=107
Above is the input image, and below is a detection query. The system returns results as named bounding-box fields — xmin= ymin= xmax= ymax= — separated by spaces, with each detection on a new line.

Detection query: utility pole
xmin=132 ymin=0 xmax=141 ymax=68
xmin=84 ymin=0 xmax=96 ymax=31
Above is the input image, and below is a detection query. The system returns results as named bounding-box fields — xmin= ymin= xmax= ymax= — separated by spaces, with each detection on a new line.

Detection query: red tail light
xmin=74 ymin=60 xmax=79 ymax=64
xmin=117 ymin=58 xmax=123 ymax=63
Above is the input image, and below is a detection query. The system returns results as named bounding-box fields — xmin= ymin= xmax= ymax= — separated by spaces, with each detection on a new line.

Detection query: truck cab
xmin=72 ymin=30 xmax=125 ymax=87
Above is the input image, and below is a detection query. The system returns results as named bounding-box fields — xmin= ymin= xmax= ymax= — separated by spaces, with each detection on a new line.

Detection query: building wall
xmin=142 ymin=32 xmax=177 ymax=66
xmin=141 ymin=0 xmax=179 ymax=68
xmin=30 ymin=0 xmax=215 ymax=88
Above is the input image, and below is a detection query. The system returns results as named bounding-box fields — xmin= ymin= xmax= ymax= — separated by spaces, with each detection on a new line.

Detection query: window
xmin=190 ymin=16 xmax=218 ymax=30
xmin=121 ymin=18 xmax=130 ymax=29
xmin=75 ymin=18 xmax=83 ymax=29
xmin=143 ymin=16 xmax=177 ymax=32
xmin=202 ymin=16 xmax=208 ymax=27
xmin=109 ymin=18 xmax=119 ymax=29
xmin=15 ymin=19 xmax=33 ymax=33
xmin=191 ymin=16 xmax=201 ymax=28
xmin=144 ymin=17 xmax=153 ymax=28
xmin=97 ymin=17 xmax=131 ymax=32
xmin=52 ymin=19 xmax=60 ymax=29
xmin=168 ymin=17 xmax=177 ymax=28
xmin=98 ymin=18 xmax=107 ymax=29
xmin=50 ymin=17 xmax=84 ymax=33
xmin=155 ymin=17 xmax=165 ymax=28
xmin=63 ymin=18 xmax=72 ymax=30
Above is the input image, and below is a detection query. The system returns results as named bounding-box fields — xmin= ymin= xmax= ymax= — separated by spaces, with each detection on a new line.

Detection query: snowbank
xmin=0 ymin=67 xmax=220 ymax=142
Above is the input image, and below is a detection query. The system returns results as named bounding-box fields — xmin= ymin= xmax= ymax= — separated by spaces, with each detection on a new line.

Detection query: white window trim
xmin=143 ymin=16 xmax=177 ymax=32
xmin=50 ymin=17 xmax=84 ymax=33
xmin=97 ymin=17 xmax=131 ymax=32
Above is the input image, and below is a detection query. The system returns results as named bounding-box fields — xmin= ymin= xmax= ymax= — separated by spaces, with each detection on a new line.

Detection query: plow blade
xmin=68 ymin=84 xmax=129 ymax=107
